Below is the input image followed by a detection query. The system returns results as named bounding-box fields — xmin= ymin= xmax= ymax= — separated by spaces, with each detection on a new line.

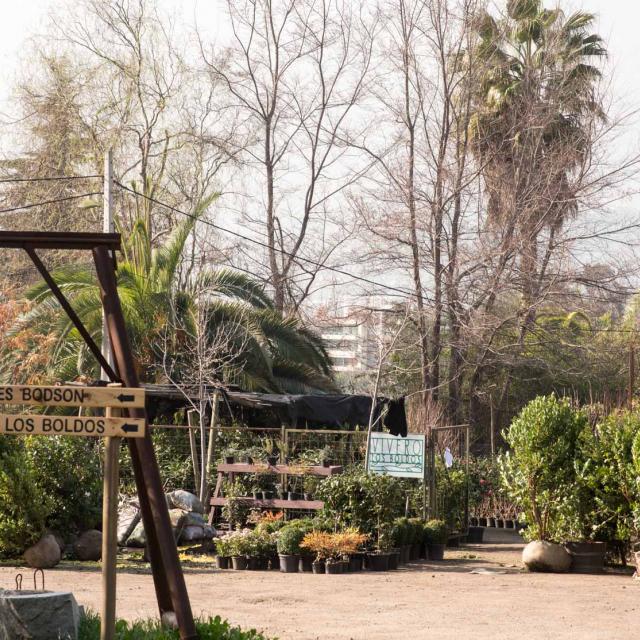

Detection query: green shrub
xmin=78 ymin=612 xmax=272 ymax=639
xmin=423 ymin=519 xmax=447 ymax=545
xmin=316 ymin=466 xmax=405 ymax=539
xmin=0 ymin=438 xmax=52 ymax=556
xmin=276 ymin=524 xmax=306 ymax=555
xmin=499 ymin=395 xmax=589 ymax=542
xmin=23 ymin=436 xmax=102 ymax=534
xmin=583 ymin=411 xmax=640 ymax=542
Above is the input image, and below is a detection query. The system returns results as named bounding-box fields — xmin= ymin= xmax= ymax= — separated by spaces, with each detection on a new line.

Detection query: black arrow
xmin=121 ymin=423 xmax=139 ymax=434
xmin=117 ymin=393 xmax=135 ymax=403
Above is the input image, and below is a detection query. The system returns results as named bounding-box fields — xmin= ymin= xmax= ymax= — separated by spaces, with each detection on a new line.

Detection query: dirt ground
xmin=2 ymin=530 xmax=638 ymax=640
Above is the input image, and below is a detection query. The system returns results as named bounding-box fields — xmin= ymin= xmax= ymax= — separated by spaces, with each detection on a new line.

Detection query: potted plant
xmin=214 ymin=533 xmax=233 ymax=569
xmin=277 ymin=524 xmax=305 ymax=573
xmin=424 ymin=519 xmax=447 ymax=561
xmin=500 ymin=395 xmax=589 ymax=572
xmin=301 ymin=531 xmax=333 ymax=574
xmin=227 ymin=529 xmax=250 ymax=570
xmin=366 ymin=524 xmax=393 ymax=571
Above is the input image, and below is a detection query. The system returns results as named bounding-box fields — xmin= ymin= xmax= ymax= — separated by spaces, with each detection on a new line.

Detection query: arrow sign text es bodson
xmin=0 ymin=385 xmax=145 ymax=408
xmin=0 ymin=414 xmax=145 ymax=438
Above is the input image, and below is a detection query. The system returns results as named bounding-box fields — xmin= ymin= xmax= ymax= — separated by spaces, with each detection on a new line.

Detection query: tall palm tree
xmin=5 ymin=204 xmax=335 ymax=393
xmin=469 ymin=1 xmax=606 ymax=313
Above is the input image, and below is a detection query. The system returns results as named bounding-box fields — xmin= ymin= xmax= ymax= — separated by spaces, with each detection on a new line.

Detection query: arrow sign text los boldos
xmin=0 ymin=385 xmax=145 ymax=408
xmin=0 ymin=414 xmax=146 ymax=438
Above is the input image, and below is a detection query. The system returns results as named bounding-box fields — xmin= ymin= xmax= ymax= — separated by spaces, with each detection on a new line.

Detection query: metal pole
xmin=102 ymin=150 xmax=114 ymax=381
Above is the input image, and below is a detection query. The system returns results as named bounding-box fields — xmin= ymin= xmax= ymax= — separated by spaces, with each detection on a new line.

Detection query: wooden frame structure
xmin=0 ymin=231 xmax=197 ymax=640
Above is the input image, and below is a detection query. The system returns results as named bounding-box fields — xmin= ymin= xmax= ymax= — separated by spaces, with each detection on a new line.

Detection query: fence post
xmin=204 ymin=392 xmax=220 ymax=505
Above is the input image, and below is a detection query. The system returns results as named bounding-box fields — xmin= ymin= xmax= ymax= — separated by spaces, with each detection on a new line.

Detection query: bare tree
xmin=201 ymin=0 xmax=377 ymax=312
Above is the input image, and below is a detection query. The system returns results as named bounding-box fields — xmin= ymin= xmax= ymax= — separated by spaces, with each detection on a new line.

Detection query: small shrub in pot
xmin=424 ymin=519 xmax=447 ymax=561
xmin=277 ymin=524 xmax=305 ymax=573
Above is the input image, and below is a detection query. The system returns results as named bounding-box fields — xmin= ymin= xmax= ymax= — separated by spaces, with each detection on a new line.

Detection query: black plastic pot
xmin=252 ymin=490 xmax=260 ymax=500
xmin=267 ymin=455 xmax=278 ymax=466
xmin=470 ymin=516 xmax=478 ymax=527
xmin=496 ymin=518 xmax=504 ymax=528
xmin=400 ymin=545 xmax=411 ymax=564
xmin=564 ymin=541 xmax=606 ymax=574
xmin=428 ymin=543 xmax=445 ymax=561
xmin=224 ymin=456 xmax=235 ymax=464
xmin=312 ymin=560 xmax=325 ymax=574
xmin=487 ymin=517 xmax=496 ymax=527
xmin=325 ymin=560 xmax=342 ymax=574
xmin=505 ymin=519 xmax=514 ymax=529
xmin=215 ymin=556 xmax=230 ymax=570
xmin=479 ymin=517 xmax=488 ymax=527
xmin=278 ymin=554 xmax=300 ymax=573
xmin=388 ymin=550 xmax=400 ymax=570
xmin=410 ymin=543 xmax=420 ymax=560
xmin=366 ymin=552 xmax=390 ymax=571
xmin=231 ymin=556 xmax=247 ymax=570
xmin=288 ymin=491 xmax=303 ymax=501
xmin=245 ymin=455 xmax=254 ymax=464
xmin=261 ymin=491 xmax=272 ymax=500
xmin=348 ymin=554 xmax=364 ymax=572
xmin=269 ymin=553 xmax=280 ymax=570
xmin=247 ymin=556 xmax=268 ymax=570
xmin=321 ymin=459 xmax=331 ymax=468
xmin=299 ymin=555 xmax=313 ymax=572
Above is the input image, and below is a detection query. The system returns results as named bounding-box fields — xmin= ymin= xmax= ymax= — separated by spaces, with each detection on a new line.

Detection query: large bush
xmin=0 ymin=438 xmax=52 ymax=556
xmin=583 ymin=411 xmax=640 ymax=542
xmin=499 ymin=395 xmax=589 ymax=542
xmin=24 ymin=436 xmax=102 ymax=534
xmin=316 ymin=466 xmax=405 ymax=545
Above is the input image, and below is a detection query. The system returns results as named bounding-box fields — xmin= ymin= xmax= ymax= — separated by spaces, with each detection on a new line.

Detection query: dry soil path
xmin=1 ymin=533 xmax=637 ymax=640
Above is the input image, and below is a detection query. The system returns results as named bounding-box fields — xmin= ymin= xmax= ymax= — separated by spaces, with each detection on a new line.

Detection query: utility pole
xmin=101 ymin=149 xmax=119 ymax=640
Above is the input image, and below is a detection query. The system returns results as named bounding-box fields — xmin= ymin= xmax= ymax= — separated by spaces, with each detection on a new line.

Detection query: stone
xmin=167 ymin=490 xmax=204 ymax=514
xmin=202 ymin=525 xmax=216 ymax=540
xmin=24 ymin=535 xmax=61 ymax=569
xmin=0 ymin=589 xmax=80 ymax=640
xmin=168 ymin=509 xmax=187 ymax=528
xmin=126 ymin=521 xmax=146 ymax=548
xmin=179 ymin=525 xmax=204 ymax=542
xmin=117 ymin=503 xmax=141 ymax=545
xmin=522 ymin=540 xmax=572 ymax=573
xmin=182 ymin=511 xmax=206 ymax=527
xmin=74 ymin=530 xmax=102 ymax=561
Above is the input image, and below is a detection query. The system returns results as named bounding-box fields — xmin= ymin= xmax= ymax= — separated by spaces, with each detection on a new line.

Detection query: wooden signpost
xmin=0 ymin=383 xmax=146 ymax=640
xmin=0 ymin=413 xmax=145 ymax=438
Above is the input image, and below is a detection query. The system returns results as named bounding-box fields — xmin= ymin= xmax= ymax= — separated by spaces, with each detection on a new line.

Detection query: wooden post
xmin=204 ymin=392 xmax=220 ymax=505
xmin=489 ymin=394 xmax=495 ymax=458
xmin=187 ymin=410 xmax=201 ymax=493
xmin=629 ymin=344 xmax=635 ymax=410
xmin=101 ymin=402 xmax=120 ymax=640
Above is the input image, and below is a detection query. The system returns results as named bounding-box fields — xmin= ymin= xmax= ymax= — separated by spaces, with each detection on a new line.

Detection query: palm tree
xmin=5 ymin=204 xmax=335 ymax=393
xmin=469 ymin=1 xmax=606 ymax=314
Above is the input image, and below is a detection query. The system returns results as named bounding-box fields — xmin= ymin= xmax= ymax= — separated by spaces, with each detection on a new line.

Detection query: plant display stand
xmin=208 ymin=462 xmax=342 ymax=525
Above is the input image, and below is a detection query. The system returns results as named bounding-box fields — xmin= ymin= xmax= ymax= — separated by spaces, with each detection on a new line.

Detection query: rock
xmin=182 ymin=511 xmax=206 ymax=527
xmin=202 ymin=525 xmax=216 ymax=540
xmin=24 ymin=535 xmax=61 ymax=569
xmin=117 ymin=503 xmax=141 ymax=545
xmin=126 ymin=521 xmax=146 ymax=548
xmin=74 ymin=530 xmax=102 ymax=561
xmin=179 ymin=525 xmax=204 ymax=542
xmin=168 ymin=509 xmax=187 ymax=528
xmin=167 ymin=490 xmax=204 ymax=514
xmin=522 ymin=540 xmax=572 ymax=573
xmin=0 ymin=589 xmax=80 ymax=640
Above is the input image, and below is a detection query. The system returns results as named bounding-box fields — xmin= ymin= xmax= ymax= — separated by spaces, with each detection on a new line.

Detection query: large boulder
xmin=522 ymin=540 xmax=572 ymax=573
xmin=74 ymin=530 xmax=102 ymax=561
xmin=167 ymin=490 xmax=204 ymax=514
xmin=24 ymin=535 xmax=61 ymax=569
xmin=117 ymin=503 xmax=141 ymax=545
xmin=182 ymin=511 xmax=206 ymax=527
xmin=126 ymin=521 xmax=146 ymax=548
xmin=0 ymin=589 xmax=80 ymax=640
xmin=179 ymin=526 xmax=204 ymax=542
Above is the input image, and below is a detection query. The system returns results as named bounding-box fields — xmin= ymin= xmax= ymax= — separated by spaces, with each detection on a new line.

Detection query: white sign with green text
xmin=367 ymin=432 xmax=426 ymax=479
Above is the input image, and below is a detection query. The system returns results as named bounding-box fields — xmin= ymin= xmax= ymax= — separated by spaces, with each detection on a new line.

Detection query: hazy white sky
xmin=0 ymin=1 xmax=636 ymax=112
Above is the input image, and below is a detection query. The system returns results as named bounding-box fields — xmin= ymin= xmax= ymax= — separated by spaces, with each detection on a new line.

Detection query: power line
xmin=0 ymin=174 xmax=102 ymax=184
xmin=0 ymin=191 xmax=103 ymax=215
xmin=115 ymin=182 xmax=428 ymax=302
